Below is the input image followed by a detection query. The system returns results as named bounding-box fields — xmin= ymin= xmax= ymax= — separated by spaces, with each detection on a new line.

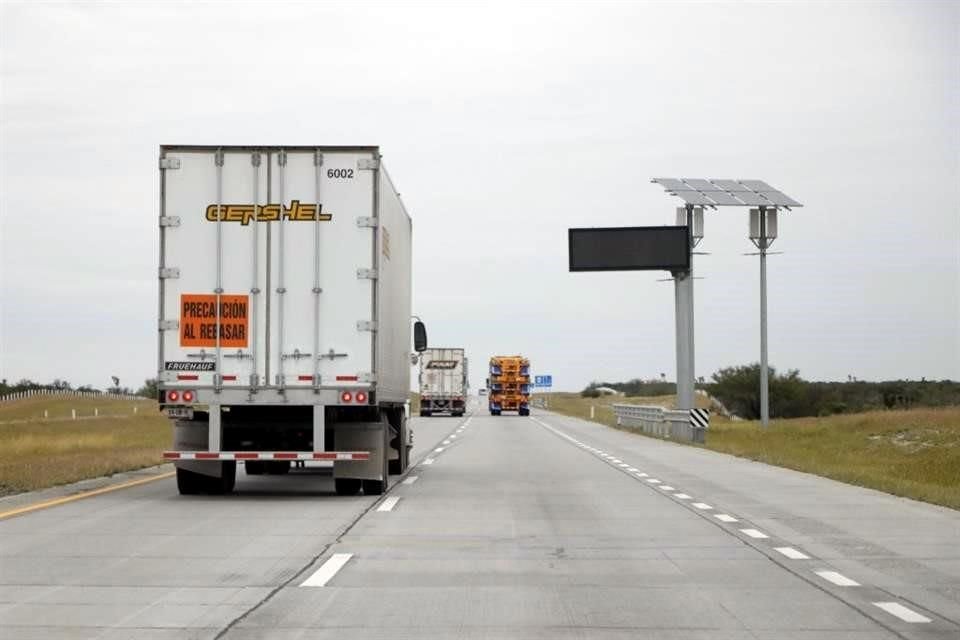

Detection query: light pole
xmin=749 ymin=207 xmax=777 ymax=427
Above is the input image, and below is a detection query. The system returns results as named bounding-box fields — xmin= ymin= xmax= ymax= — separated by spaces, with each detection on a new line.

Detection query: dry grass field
xmin=0 ymin=397 xmax=168 ymax=495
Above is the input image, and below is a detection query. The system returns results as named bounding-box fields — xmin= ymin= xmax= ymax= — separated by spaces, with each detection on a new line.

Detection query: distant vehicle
xmin=157 ymin=145 xmax=427 ymax=496
xmin=419 ymin=348 xmax=467 ymax=417
xmin=478 ymin=388 xmax=487 ymax=396
xmin=488 ymin=355 xmax=531 ymax=416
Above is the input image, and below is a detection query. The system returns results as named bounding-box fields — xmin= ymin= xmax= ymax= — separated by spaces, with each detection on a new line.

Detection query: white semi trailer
xmin=418 ymin=348 xmax=467 ymax=417
xmin=157 ymin=145 xmax=426 ymax=496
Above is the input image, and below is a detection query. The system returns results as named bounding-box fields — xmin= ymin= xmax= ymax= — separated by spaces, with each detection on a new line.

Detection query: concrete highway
xmin=1 ymin=404 xmax=958 ymax=639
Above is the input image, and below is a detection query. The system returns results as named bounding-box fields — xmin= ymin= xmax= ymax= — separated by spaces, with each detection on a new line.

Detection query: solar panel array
xmin=652 ymin=178 xmax=802 ymax=208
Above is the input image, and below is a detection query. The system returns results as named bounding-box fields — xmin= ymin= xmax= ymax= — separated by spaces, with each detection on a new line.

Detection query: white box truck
xmin=157 ymin=145 xmax=427 ymax=496
xmin=418 ymin=348 xmax=467 ymax=417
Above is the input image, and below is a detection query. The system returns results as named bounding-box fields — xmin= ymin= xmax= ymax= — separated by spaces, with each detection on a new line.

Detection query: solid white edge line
xmin=815 ymin=570 xmax=860 ymax=587
xmin=377 ymin=497 xmax=400 ymax=512
xmin=773 ymin=546 xmax=808 ymax=559
xmin=401 ymin=476 xmax=418 ymax=485
xmin=301 ymin=553 xmax=353 ymax=587
xmin=872 ymin=602 xmax=932 ymax=623
xmin=715 ymin=514 xmax=738 ymax=523
xmin=740 ymin=528 xmax=769 ymax=539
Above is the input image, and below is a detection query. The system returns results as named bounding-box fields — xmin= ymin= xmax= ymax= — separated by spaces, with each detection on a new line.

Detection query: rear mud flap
xmin=334 ymin=421 xmax=386 ymax=481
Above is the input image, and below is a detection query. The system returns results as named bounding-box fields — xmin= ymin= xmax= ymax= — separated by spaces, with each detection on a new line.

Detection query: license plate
xmin=166 ymin=407 xmax=194 ymax=420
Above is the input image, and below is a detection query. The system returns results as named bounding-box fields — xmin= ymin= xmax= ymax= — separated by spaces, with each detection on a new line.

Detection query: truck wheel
xmin=420 ymin=410 xmax=431 ymax=417
xmin=519 ymin=409 xmax=530 ymax=417
xmin=176 ymin=467 xmax=203 ymax=495
xmin=207 ymin=462 xmax=236 ymax=494
xmin=388 ymin=416 xmax=409 ymax=475
xmin=245 ymin=461 xmax=266 ymax=475
xmin=334 ymin=478 xmax=362 ymax=496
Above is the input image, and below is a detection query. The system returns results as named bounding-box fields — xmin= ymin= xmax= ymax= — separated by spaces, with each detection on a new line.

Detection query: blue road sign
xmin=535 ymin=375 xmax=553 ymax=388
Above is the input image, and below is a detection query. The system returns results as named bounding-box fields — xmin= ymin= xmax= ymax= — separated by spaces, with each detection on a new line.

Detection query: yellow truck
xmin=488 ymin=355 xmax=531 ymax=416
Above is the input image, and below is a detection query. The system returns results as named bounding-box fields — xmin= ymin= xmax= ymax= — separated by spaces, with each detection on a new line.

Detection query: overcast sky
xmin=1 ymin=1 xmax=958 ymax=392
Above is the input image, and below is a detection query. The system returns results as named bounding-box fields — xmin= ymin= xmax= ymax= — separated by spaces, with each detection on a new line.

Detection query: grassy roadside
xmin=0 ymin=398 xmax=168 ymax=496
xmin=540 ymin=392 xmax=960 ymax=510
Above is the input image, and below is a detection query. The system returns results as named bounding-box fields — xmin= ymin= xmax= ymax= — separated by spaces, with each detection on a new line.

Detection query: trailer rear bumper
xmin=163 ymin=451 xmax=369 ymax=461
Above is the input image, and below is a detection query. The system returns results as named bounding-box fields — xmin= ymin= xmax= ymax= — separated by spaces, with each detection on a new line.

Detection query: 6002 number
xmin=327 ymin=168 xmax=354 ymax=179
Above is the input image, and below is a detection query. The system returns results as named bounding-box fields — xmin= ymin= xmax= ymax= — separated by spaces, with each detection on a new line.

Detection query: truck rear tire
xmin=335 ymin=478 xmax=362 ymax=495
xmin=388 ymin=416 xmax=409 ymax=475
xmin=208 ymin=462 xmax=237 ymax=494
xmin=420 ymin=410 xmax=431 ymax=417
xmin=176 ymin=467 xmax=203 ymax=495
xmin=519 ymin=409 xmax=530 ymax=416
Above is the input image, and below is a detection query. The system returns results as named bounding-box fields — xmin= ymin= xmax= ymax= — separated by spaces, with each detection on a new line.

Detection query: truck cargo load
xmin=488 ymin=355 xmax=531 ymax=416
xmin=418 ymin=347 xmax=467 ymax=416
xmin=156 ymin=145 xmax=426 ymax=496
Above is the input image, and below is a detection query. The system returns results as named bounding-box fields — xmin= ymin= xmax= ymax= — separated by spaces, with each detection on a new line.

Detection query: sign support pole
xmin=674 ymin=204 xmax=696 ymax=412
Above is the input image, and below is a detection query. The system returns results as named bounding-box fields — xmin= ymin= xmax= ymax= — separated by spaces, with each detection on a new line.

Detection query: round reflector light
xmin=355 ymin=391 xmax=367 ymax=403
xmin=167 ymin=391 xmax=179 ymax=402
xmin=182 ymin=390 xmax=194 ymax=403
xmin=341 ymin=391 xmax=353 ymax=403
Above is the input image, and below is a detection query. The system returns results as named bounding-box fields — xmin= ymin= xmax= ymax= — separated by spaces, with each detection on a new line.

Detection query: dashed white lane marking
xmin=815 ymin=570 xmax=860 ymax=587
xmin=872 ymin=602 xmax=932 ymax=623
xmin=442 ymin=440 xmax=451 ymax=445
xmin=659 ymin=485 xmax=675 ymax=491
xmin=422 ymin=458 xmax=435 ymax=466
xmin=401 ymin=476 xmax=419 ymax=485
xmin=635 ymin=472 xmax=649 ymax=478
xmin=646 ymin=478 xmax=661 ymax=484
xmin=612 ymin=459 xmax=622 ymax=463
xmin=450 ymin=434 xmax=457 ymax=439
xmin=692 ymin=502 xmax=713 ymax=510
xmin=377 ymin=497 xmax=400 ymax=512
xmin=741 ymin=528 xmax=769 ymax=539
xmin=434 ymin=447 xmax=445 ymax=452
xmin=715 ymin=514 xmax=739 ymax=523
xmin=626 ymin=467 xmax=638 ymax=472
xmin=774 ymin=546 xmax=809 ymax=559
xmin=674 ymin=493 xmax=692 ymax=499
xmin=617 ymin=463 xmax=629 ymax=468
xmin=301 ymin=553 xmax=353 ymax=587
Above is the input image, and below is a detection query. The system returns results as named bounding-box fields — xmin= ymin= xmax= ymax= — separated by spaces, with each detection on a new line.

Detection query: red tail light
xmin=355 ymin=391 xmax=367 ymax=403
xmin=167 ymin=391 xmax=179 ymax=402
xmin=341 ymin=391 xmax=353 ymax=403
xmin=182 ymin=390 xmax=194 ymax=402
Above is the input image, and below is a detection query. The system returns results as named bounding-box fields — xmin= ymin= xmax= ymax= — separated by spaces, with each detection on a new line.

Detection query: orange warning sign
xmin=179 ymin=294 xmax=249 ymax=348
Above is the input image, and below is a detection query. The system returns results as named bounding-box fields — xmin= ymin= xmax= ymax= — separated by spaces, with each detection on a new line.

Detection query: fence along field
xmin=0 ymin=392 xmax=167 ymax=496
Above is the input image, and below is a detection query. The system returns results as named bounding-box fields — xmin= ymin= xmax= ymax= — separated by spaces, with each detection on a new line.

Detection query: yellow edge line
xmin=0 ymin=472 xmax=176 ymax=521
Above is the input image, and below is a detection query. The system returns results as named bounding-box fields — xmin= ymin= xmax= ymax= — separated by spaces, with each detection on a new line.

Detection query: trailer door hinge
xmin=357 ymin=158 xmax=379 ymax=170
xmin=159 ymin=216 xmax=181 ymax=227
xmin=159 ymin=157 xmax=181 ymax=170
xmin=357 ymin=268 xmax=378 ymax=280
xmin=356 ymin=216 xmax=378 ymax=228
xmin=159 ymin=267 xmax=180 ymax=279
xmin=357 ymin=321 xmax=377 ymax=332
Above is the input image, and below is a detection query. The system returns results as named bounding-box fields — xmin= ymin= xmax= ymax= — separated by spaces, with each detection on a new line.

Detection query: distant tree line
xmin=0 ymin=377 xmax=158 ymax=399
xmin=581 ymin=365 xmax=960 ymax=419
